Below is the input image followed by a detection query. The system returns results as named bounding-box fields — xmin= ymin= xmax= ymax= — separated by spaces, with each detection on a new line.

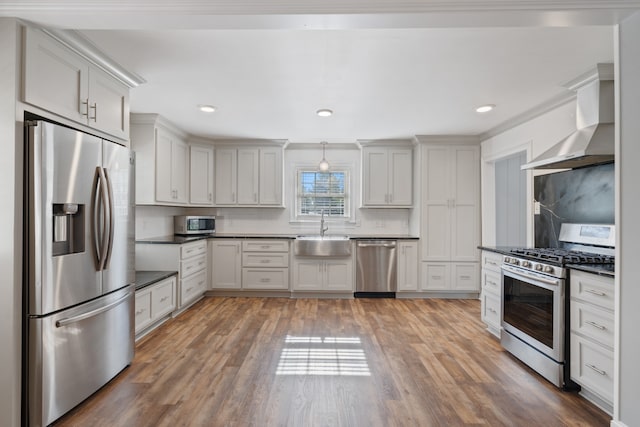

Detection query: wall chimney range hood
xmin=522 ymin=63 xmax=614 ymax=170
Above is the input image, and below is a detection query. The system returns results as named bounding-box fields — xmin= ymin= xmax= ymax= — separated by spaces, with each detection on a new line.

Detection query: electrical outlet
xmin=534 ymin=201 xmax=541 ymax=215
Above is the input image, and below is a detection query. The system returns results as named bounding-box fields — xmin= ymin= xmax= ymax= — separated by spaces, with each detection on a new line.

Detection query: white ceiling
xmin=1 ymin=1 xmax=630 ymax=142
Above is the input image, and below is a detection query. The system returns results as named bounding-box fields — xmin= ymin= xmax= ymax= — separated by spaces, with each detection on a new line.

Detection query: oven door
xmin=501 ymin=264 xmax=564 ymax=362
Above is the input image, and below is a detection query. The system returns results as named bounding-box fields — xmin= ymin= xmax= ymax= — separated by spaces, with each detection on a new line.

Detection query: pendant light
xmin=318 ymin=141 xmax=330 ymax=171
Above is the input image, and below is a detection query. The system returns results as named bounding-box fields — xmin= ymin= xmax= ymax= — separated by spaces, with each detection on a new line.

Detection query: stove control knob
xmin=535 ymin=264 xmax=543 ymax=271
xmin=511 ymin=259 xmax=520 ymax=266
xmin=504 ymin=257 xmax=511 ymax=264
xmin=522 ymin=261 xmax=531 ymax=268
xmin=544 ymin=266 xmax=554 ymax=274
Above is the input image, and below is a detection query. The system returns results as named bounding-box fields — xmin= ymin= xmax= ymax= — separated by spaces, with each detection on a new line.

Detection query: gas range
xmin=503 ymin=248 xmax=614 ymax=279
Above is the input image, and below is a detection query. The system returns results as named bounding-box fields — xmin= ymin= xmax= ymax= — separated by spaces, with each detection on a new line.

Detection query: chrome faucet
xmin=320 ymin=209 xmax=329 ymax=237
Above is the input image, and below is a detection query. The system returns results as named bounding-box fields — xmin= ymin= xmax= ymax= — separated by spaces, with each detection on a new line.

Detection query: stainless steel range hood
xmin=522 ymin=64 xmax=614 ymax=170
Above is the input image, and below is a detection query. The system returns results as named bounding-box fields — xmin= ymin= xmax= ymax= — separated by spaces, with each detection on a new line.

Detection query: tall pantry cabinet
xmin=419 ymin=138 xmax=480 ymax=295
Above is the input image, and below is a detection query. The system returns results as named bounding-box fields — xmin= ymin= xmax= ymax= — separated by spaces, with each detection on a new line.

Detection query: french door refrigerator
xmin=24 ymin=119 xmax=135 ymax=426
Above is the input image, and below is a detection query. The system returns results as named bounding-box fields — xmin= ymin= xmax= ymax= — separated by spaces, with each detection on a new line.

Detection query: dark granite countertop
xmin=567 ymin=264 xmax=615 ymax=278
xmin=478 ymin=246 xmax=523 ymax=256
xmin=135 ymin=270 xmax=178 ymax=291
xmin=137 ymin=234 xmax=420 ymax=243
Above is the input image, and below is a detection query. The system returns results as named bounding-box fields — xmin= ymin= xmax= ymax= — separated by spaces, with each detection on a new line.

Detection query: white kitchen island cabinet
xmin=361 ymin=142 xmax=413 ymax=207
xmin=480 ymin=250 xmax=503 ymax=338
xmin=418 ymin=138 xmax=480 ymax=296
xmin=130 ymin=114 xmax=189 ymax=206
xmin=214 ymin=143 xmax=284 ymax=207
xmin=23 ymin=26 xmax=130 ymax=140
xmin=135 ymin=275 xmax=176 ymax=340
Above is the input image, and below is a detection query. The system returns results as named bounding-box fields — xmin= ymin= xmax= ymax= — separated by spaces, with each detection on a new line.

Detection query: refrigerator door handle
xmin=55 ymin=292 xmax=130 ymax=327
xmin=95 ymin=167 xmax=110 ymax=271
xmin=102 ymin=167 xmax=115 ymax=269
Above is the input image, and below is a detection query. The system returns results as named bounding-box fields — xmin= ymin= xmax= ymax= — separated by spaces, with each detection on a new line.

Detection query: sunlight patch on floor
xmin=276 ymin=335 xmax=371 ymax=376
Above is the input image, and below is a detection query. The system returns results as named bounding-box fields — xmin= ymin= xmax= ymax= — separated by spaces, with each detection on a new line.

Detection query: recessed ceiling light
xmin=476 ymin=104 xmax=495 ymax=113
xmin=316 ymin=109 xmax=333 ymax=117
xmin=198 ymin=104 xmax=216 ymax=113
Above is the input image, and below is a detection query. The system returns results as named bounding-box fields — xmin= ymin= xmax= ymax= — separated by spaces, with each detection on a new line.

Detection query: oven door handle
xmin=501 ymin=264 xmax=562 ymax=287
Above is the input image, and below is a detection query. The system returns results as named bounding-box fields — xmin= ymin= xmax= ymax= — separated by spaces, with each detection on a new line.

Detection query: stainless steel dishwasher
xmin=355 ymin=240 xmax=397 ymax=297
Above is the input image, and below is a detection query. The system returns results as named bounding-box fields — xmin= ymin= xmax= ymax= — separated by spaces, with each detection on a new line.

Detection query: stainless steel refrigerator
xmin=24 ymin=119 xmax=135 ymax=426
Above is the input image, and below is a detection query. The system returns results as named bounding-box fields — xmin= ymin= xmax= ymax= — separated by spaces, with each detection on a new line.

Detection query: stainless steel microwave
xmin=174 ymin=215 xmax=215 ymax=235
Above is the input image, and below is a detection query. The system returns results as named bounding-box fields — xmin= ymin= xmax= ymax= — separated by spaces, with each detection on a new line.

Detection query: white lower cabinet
xmin=135 ymin=275 xmax=176 ymax=338
xmin=420 ymin=262 xmax=479 ymax=292
xmin=480 ymin=250 xmax=503 ymax=338
xmin=135 ymin=240 xmax=208 ymax=312
xmin=292 ymin=258 xmax=353 ymax=292
xmin=397 ymin=241 xmax=419 ymax=292
xmin=210 ymin=240 xmax=242 ymax=289
xmin=241 ymin=240 xmax=289 ymax=290
xmin=569 ymin=269 xmax=615 ymax=414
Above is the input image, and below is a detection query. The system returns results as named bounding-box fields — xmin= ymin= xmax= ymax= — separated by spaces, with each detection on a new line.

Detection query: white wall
xmin=616 ymin=11 xmax=640 ymax=427
xmin=480 ymin=100 xmax=577 ymax=246
xmin=0 ymin=18 xmax=21 ymax=427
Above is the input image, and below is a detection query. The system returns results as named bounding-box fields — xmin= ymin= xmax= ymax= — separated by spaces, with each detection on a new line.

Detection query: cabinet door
xmin=292 ymin=259 xmax=323 ymax=291
xmin=451 ymin=146 xmax=480 ymax=261
xmin=325 ymin=260 xmax=353 ymax=291
xmin=171 ymin=140 xmax=189 ymax=204
xmin=211 ymin=241 xmax=242 ymax=289
xmin=155 ymin=129 xmax=174 ymax=203
xmin=362 ymin=148 xmax=389 ymax=206
xmin=259 ymin=147 xmax=283 ymax=205
xmin=422 ymin=147 xmax=451 ymax=261
xmin=451 ymin=263 xmax=479 ymax=291
xmin=24 ymin=27 xmax=89 ymax=125
xmin=237 ymin=148 xmax=259 ymax=205
xmin=215 ymin=149 xmax=237 ymax=205
xmin=88 ymin=66 xmax=129 ymax=140
xmin=388 ymin=149 xmax=413 ymax=206
xmin=397 ymin=241 xmax=418 ymax=291
xmin=421 ymin=262 xmax=450 ymax=291
xmin=134 ymin=289 xmax=153 ymax=333
xmin=190 ymin=145 xmax=214 ymax=205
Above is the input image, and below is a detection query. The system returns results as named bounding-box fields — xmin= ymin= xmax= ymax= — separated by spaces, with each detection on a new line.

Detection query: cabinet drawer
xmin=134 ymin=290 xmax=153 ymax=333
xmin=571 ymin=334 xmax=614 ymax=404
xmin=482 ymin=269 xmax=501 ymax=295
xmin=181 ymin=241 xmax=207 ymax=259
xmin=242 ymin=252 xmax=289 ymax=268
xmin=421 ymin=263 xmax=449 ymax=290
xmin=152 ymin=278 xmax=176 ymax=319
xmin=242 ymin=268 xmax=289 ymax=290
xmin=181 ymin=270 xmax=206 ymax=305
xmin=482 ymin=251 xmax=502 ymax=273
xmin=452 ymin=263 xmax=479 ymax=291
xmin=181 ymin=254 xmax=206 ymax=278
xmin=570 ymin=300 xmax=614 ymax=349
xmin=481 ymin=291 xmax=501 ymax=328
xmin=242 ymin=240 xmax=289 ymax=252
xmin=570 ymin=271 xmax=614 ymax=311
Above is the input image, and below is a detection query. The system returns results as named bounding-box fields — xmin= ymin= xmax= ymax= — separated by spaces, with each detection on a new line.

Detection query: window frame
xmin=293 ymin=166 xmax=352 ymax=222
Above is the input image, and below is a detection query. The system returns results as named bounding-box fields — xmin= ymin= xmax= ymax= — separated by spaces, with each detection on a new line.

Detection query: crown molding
xmin=415 ymin=135 xmax=480 ymax=145
xmin=286 ymin=142 xmax=359 ymax=150
xmin=357 ymin=138 xmax=416 ymax=148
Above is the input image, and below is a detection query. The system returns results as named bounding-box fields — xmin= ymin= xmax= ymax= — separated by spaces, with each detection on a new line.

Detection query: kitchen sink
xmin=293 ymin=235 xmax=352 ymax=257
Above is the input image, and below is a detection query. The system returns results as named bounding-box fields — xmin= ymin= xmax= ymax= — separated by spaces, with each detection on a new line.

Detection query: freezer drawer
xmin=26 ymin=287 xmax=134 ymax=426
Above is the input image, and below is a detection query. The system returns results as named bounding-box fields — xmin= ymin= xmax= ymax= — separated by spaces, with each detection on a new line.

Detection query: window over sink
xmin=296 ymin=169 xmax=350 ymax=219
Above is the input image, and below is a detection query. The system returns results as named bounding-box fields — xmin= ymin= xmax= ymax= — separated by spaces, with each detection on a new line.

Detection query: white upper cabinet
xmin=23 ymin=27 xmax=130 ymax=140
xmin=190 ymin=144 xmax=214 ymax=205
xmin=421 ymin=143 xmax=480 ymax=262
xmin=361 ymin=142 xmax=413 ymax=207
xmin=131 ymin=114 xmax=189 ymax=206
xmin=214 ymin=144 xmax=284 ymax=207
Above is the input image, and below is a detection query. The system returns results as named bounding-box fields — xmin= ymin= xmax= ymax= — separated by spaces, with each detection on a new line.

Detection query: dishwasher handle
xmin=357 ymin=242 xmax=397 ymax=249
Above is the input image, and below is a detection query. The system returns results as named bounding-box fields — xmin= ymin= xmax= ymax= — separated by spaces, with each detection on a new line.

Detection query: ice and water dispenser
xmin=52 ymin=203 xmax=85 ymax=256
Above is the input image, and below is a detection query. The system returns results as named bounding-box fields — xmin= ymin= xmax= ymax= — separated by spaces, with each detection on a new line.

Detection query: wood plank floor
xmin=54 ymin=297 xmax=610 ymax=426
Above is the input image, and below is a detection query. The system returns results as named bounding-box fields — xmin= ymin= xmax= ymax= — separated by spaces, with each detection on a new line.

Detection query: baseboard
xmin=396 ymin=292 xmax=480 ymax=299
xmin=610 ymin=420 xmax=628 ymax=427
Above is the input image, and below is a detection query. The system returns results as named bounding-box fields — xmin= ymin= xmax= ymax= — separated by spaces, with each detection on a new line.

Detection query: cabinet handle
xmin=487 ymin=280 xmax=498 ymax=287
xmin=460 ymin=275 xmax=471 ymax=280
xmin=81 ymin=99 xmax=89 ymax=117
xmin=89 ymin=102 xmax=97 ymax=121
xmin=135 ymin=308 xmax=145 ymax=315
xmin=186 ymin=287 xmax=193 ymax=293
xmin=160 ymin=296 xmax=169 ymax=302
xmin=585 ymin=320 xmax=607 ymax=330
xmin=209 ymin=193 xmax=212 ymax=201
xmin=199 ymin=280 xmax=204 ymax=286
xmin=488 ymin=308 xmax=497 ymax=314
xmin=260 ymin=259 xmax=271 ymax=263
xmin=432 ymin=275 xmax=442 ymax=280
xmin=586 ymin=364 xmax=607 ymax=376
xmin=585 ymin=289 xmax=607 ymax=297
xmin=260 ymin=278 xmax=271 ymax=283
xmin=261 ymin=245 xmax=270 ymax=249
xmin=487 ymin=261 xmax=498 ymax=266
xmin=254 ymin=193 xmax=257 ymax=202
xmin=232 ymin=193 xmax=236 ymax=202
xmin=389 ymin=194 xmax=393 ymax=203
